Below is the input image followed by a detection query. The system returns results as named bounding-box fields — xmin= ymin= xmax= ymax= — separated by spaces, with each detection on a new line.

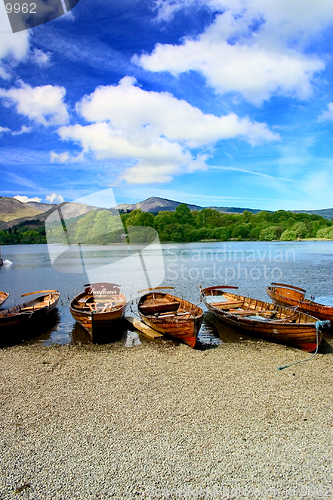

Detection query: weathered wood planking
xmin=125 ymin=316 xmax=164 ymax=338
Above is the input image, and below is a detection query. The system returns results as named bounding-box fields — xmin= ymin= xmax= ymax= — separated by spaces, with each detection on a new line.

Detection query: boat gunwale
xmin=266 ymin=283 xmax=333 ymax=321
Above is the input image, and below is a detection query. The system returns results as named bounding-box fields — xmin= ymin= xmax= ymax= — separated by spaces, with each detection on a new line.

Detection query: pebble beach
xmin=0 ymin=337 xmax=332 ymax=500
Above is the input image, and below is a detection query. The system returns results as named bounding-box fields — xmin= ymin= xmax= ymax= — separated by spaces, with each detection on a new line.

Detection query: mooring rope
xmin=278 ymin=320 xmax=330 ymax=370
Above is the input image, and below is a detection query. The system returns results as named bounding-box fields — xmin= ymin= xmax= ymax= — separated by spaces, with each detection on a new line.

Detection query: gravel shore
xmin=0 ymin=337 xmax=332 ymax=500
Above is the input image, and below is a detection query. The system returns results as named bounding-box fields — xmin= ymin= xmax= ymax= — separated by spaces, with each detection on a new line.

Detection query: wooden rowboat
xmin=0 ymin=290 xmax=60 ymax=329
xmin=0 ymin=291 xmax=9 ymax=307
xmin=266 ymin=282 xmax=333 ymax=323
xmin=200 ymin=285 xmax=328 ymax=352
xmin=70 ymin=283 xmax=126 ymax=341
xmin=137 ymin=288 xmax=203 ymax=348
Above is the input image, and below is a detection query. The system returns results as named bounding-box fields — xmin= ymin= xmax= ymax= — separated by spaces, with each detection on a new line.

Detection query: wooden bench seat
xmin=213 ymin=300 xmax=245 ymax=309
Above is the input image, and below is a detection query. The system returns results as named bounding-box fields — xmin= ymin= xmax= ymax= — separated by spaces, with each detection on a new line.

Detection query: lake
xmin=0 ymin=241 xmax=332 ymax=347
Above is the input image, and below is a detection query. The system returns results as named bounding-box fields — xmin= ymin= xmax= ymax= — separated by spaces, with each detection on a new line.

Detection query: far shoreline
xmin=1 ymin=237 xmax=333 ymax=247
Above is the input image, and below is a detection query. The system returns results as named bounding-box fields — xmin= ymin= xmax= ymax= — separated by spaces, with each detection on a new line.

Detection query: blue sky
xmin=0 ymin=0 xmax=332 ymax=211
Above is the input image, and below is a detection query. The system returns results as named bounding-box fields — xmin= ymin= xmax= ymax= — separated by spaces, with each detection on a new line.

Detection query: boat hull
xmin=70 ymin=283 xmax=126 ymax=341
xmin=0 ymin=291 xmax=60 ymax=329
xmin=266 ymin=283 xmax=333 ymax=323
xmin=138 ymin=292 xmax=203 ymax=348
xmin=201 ymin=286 xmax=323 ymax=352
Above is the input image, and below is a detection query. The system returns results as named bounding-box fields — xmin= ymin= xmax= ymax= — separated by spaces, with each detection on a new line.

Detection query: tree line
xmin=0 ymin=204 xmax=332 ymax=245
xmin=121 ymin=205 xmax=333 ymax=242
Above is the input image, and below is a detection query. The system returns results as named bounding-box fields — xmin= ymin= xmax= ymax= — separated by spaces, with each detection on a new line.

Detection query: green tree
xmin=291 ymin=222 xmax=308 ymax=239
xmin=123 ymin=209 xmax=155 ymax=228
xmin=280 ymin=230 xmax=297 ymax=241
xmin=231 ymin=223 xmax=251 ymax=239
xmin=174 ymin=204 xmax=195 ymax=226
xmin=259 ymin=226 xmax=283 ymax=241
xmin=195 ymin=208 xmax=223 ymax=228
xmin=212 ymin=227 xmax=229 ymax=240
xmin=316 ymin=227 xmax=333 ymax=239
xmin=153 ymin=211 xmax=177 ymax=234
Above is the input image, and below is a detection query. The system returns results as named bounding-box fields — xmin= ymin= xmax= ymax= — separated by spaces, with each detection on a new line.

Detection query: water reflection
xmin=124 ymin=331 xmax=142 ymax=347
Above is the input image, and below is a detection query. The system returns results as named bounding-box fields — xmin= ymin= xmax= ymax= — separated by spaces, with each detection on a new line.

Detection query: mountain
xmin=0 ymin=197 xmax=56 ymax=222
xmin=116 ymin=197 xmax=203 ymax=213
xmin=0 ymin=202 xmax=100 ymax=231
xmin=26 ymin=201 xmax=57 ymax=212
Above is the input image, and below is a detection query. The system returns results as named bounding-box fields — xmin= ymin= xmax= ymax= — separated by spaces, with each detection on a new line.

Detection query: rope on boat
xmin=278 ymin=320 xmax=330 ymax=371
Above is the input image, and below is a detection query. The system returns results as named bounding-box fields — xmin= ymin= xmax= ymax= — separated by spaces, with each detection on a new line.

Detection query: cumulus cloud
xmin=58 ymin=77 xmax=279 ymax=183
xmin=14 ymin=195 xmax=42 ymax=203
xmin=317 ymin=103 xmax=333 ymax=122
xmin=46 ymin=193 xmax=64 ymax=203
xmin=137 ymin=0 xmax=331 ymax=104
xmin=0 ymin=82 xmax=69 ymax=126
xmin=155 ymin=0 xmax=333 ymax=41
xmin=0 ymin=126 xmax=10 ymax=135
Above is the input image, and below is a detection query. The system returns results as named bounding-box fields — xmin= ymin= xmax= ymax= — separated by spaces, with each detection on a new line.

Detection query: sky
xmin=0 ymin=0 xmax=332 ymax=211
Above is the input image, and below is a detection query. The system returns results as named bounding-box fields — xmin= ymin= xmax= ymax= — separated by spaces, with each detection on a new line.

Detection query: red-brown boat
xmin=200 ymin=285 xmax=327 ymax=352
xmin=138 ymin=289 xmax=203 ymax=348
xmin=0 ymin=291 xmax=9 ymax=307
xmin=70 ymin=283 xmax=126 ymax=341
xmin=266 ymin=283 xmax=333 ymax=323
xmin=0 ymin=290 xmax=60 ymax=329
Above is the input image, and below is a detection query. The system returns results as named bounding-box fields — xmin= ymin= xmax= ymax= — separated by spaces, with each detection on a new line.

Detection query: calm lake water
xmin=0 ymin=241 xmax=332 ymax=348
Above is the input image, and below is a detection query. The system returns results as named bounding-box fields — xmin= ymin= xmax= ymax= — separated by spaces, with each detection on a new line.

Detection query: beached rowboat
xmin=0 ymin=291 xmax=9 ymax=307
xmin=0 ymin=290 xmax=60 ymax=329
xmin=138 ymin=289 xmax=203 ymax=348
xmin=70 ymin=283 xmax=126 ymax=340
xmin=266 ymin=283 xmax=333 ymax=323
xmin=200 ymin=285 xmax=328 ymax=352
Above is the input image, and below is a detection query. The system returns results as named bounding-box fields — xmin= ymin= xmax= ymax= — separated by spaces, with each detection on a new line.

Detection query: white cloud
xmin=0 ymin=126 xmax=10 ymax=134
xmin=0 ymin=82 xmax=69 ymax=126
xmin=14 ymin=195 xmax=42 ymax=203
xmin=0 ymin=2 xmax=30 ymax=79
xmin=138 ymin=0 xmax=331 ymax=104
xmin=154 ymin=0 xmax=333 ymax=42
xmin=11 ymin=125 xmax=32 ymax=135
xmin=78 ymin=77 xmax=279 ymax=146
xmin=58 ymin=77 xmax=279 ymax=184
xmin=31 ymin=48 xmax=51 ymax=66
xmin=46 ymin=193 xmax=64 ymax=204
xmin=317 ymin=103 xmax=333 ymax=122
xmin=50 ymin=151 xmax=84 ymax=163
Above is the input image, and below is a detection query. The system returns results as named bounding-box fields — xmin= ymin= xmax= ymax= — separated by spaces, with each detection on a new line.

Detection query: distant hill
xmin=0 ymin=196 xmax=332 ymax=232
xmin=292 ymin=208 xmax=333 ymax=220
xmin=207 ymin=206 xmax=263 ymax=215
xmin=0 ymin=197 xmax=56 ymax=222
xmin=0 ymin=202 xmax=99 ymax=231
xmin=116 ymin=197 xmax=332 ymax=219
xmin=116 ymin=197 xmax=203 ymax=213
